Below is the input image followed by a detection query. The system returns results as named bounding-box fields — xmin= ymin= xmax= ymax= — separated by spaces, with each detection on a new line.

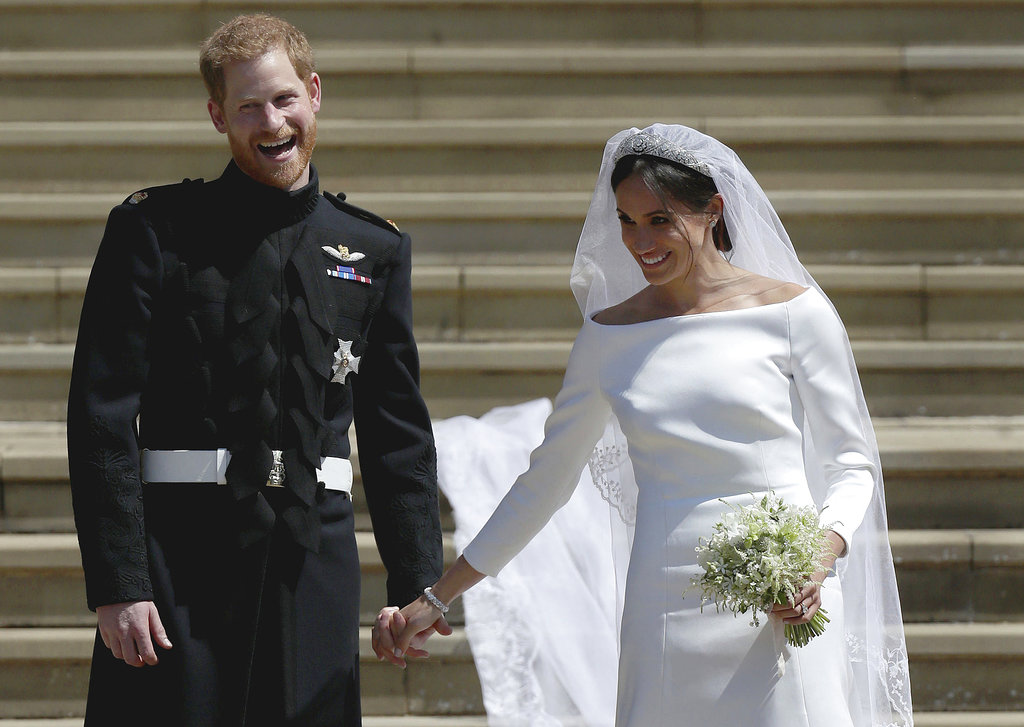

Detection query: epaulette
xmin=121 ymin=177 xmax=206 ymax=209
xmin=323 ymin=191 xmax=402 ymax=236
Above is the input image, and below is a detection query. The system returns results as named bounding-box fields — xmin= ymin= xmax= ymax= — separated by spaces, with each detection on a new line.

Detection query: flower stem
xmin=784 ymin=608 xmax=830 ymax=647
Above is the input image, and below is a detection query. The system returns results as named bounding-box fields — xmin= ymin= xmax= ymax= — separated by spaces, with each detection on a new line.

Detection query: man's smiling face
xmin=207 ymin=46 xmax=320 ymax=191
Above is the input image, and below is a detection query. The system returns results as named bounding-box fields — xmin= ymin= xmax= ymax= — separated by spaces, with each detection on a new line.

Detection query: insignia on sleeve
xmin=128 ymin=191 xmax=149 ymax=205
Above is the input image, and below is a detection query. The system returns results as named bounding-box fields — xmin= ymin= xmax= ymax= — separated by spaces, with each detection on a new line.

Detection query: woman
xmin=376 ymin=125 xmax=912 ymax=727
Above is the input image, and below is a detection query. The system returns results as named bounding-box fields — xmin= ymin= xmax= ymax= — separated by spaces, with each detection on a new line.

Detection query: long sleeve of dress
xmin=788 ymin=292 xmax=877 ymax=552
xmin=352 ymin=232 xmax=444 ymax=606
xmin=462 ymin=326 xmax=612 ymax=577
xmin=67 ymin=203 xmax=163 ymax=610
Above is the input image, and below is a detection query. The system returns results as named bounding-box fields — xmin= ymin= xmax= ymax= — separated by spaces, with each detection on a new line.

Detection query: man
xmin=67 ymin=14 xmax=445 ymax=726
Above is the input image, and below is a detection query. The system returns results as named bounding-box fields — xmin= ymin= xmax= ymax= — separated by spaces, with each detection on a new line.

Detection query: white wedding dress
xmin=457 ymin=288 xmax=876 ymax=727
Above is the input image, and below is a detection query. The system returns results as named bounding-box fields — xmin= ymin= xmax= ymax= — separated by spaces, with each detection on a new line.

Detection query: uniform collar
xmin=219 ymin=160 xmax=321 ymax=226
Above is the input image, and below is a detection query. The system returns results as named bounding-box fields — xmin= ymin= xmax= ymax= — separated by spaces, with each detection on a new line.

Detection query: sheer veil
xmin=570 ymin=124 xmax=912 ymax=726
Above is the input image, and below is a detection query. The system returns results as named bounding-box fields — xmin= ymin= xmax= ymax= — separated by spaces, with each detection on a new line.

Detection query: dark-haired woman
xmin=376 ymin=125 xmax=911 ymax=727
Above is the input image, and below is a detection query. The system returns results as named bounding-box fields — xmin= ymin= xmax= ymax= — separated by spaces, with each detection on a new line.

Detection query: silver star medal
xmin=331 ymin=339 xmax=361 ymax=384
xmin=322 ymin=245 xmax=365 ymax=263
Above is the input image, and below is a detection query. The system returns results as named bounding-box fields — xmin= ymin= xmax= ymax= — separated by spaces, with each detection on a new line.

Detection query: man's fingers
xmin=149 ymin=605 xmax=173 ymax=650
xmin=108 ymin=635 xmax=124 ymax=660
xmin=119 ymin=635 xmax=143 ymax=668
xmin=136 ymin=630 xmax=159 ymax=666
xmin=434 ymin=615 xmax=453 ymax=636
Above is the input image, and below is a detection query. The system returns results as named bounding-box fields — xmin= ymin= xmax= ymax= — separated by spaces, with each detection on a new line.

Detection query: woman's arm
xmin=788 ymin=291 xmax=877 ymax=554
xmin=374 ymin=555 xmax=484 ymax=666
xmin=375 ymin=323 xmax=613 ymax=665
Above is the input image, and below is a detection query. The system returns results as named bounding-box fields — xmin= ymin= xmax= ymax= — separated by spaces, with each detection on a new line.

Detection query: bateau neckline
xmin=588 ymin=287 xmax=814 ymax=328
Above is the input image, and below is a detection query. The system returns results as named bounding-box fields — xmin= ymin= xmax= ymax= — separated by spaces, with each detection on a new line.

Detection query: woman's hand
xmin=372 ymin=602 xmax=452 ymax=668
xmin=771 ymin=529 xmax=846 ymax=625
xmin=374 ymin=555 xmax=487 ymax=668
xmin=772 ymin=569 xmax=825 ymax=625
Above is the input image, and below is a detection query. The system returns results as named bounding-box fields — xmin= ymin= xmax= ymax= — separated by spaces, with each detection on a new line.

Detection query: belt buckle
xmin=267 ymin=450 xmax=286 ymax=488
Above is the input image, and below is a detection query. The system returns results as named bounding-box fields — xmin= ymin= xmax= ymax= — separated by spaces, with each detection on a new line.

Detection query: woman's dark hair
xmin=611 ymin=154 xmax=732 ymax=253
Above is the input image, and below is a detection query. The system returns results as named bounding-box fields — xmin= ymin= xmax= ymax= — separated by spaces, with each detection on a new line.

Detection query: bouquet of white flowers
xmin=689 ymin=493 xmax=833 ymax=648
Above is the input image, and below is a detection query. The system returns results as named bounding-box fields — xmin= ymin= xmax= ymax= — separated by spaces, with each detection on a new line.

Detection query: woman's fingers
xmin=373 ymin=607 xmax=406 ymax=667
xmin=786 ymin=586 xmax=820 ymax=624
xmin=772 ymin=583 xmax=820 ymax=624
xmin=393 ymin=599 xmax=451 ymax=662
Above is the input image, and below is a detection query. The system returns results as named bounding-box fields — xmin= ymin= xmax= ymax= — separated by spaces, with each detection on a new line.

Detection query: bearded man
xmin=67 ymin=14 xmax=445 ymax=726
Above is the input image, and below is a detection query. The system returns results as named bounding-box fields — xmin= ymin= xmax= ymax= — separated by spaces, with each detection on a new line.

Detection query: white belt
xmin=140 ymin=449 xmax=353 ymax=496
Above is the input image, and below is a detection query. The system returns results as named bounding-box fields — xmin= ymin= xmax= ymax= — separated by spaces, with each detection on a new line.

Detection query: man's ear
xmin=208 ymin=99 xmax=228 ymax=134
xmin=307 ymin=73 xmax=322 ymax=114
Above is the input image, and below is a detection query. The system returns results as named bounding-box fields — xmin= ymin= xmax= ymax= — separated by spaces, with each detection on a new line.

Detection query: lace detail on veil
xmin=587 ymin=444 xmax=635 ymax=525
xmin=464 ymin=577 xmax=562 ymax=727
xmin=435 ymin=400 xmax=619 ymax=727
xmin=845 ymin=633 xmax=913 ymax=727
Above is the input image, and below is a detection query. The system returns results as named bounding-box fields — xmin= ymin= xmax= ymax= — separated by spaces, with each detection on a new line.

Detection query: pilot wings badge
xmin=322 ymin=245 xmax=366 ymax=263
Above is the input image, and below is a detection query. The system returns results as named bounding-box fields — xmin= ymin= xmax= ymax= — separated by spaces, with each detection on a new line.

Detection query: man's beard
xmin=232 ymin=117 xmax=318 ymax=191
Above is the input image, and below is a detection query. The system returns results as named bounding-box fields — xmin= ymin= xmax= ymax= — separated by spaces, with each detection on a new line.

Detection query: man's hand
xmin=96 ymin=600 xmax=172 ymax=667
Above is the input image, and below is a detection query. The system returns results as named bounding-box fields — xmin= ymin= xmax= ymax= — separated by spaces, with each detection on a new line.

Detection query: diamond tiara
xmin=611 ymin=131 xmax=712 ymax=177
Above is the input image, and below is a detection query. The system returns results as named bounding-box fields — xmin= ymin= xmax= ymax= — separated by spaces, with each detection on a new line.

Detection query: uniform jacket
xmin=67 ymin=162 xmax=444 ymax=611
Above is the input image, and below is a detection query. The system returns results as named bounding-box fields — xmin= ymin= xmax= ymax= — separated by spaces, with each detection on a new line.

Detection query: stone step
xmin=0 ymin=531 xmax=464 ymax=629
xmin=908 ymin=622 xmax=1024 ymax=712
xmin=0 ymin=720 xmax=490 ymax=727
xmin=5 ymin=117 xmax=1024 ymax=194
xmin=1 ymin=416 xmax=1023 ymax=528
xmin=914 ymin=716 xmax=1024 ymax=727
xmin=3 ymin=263 xmax=1023 ymax=345
xmin=3 ymin=529 xmax=1022 ymax=629
xmin=0 ymin=717 xmax=1022 ymax=727
xmin=4 ymin=45 xmax=1024 ymax=122
xmin=0 ymin=625 xmax=483 ymax=719
xmin=1 ymin=623 xmax=1022 ymax=717
xmin=1 ymin=338 xmax=1023 ymax=421
xmin=876 ymin=416 xmax=1024 ymax=530
xmin=3 ymin=0 xmax=1023 ymax=49
xmin=2 ymin=188 xmax=1024 ymax=268
xmin=890 ymin=530 xmax=1024 ymax=624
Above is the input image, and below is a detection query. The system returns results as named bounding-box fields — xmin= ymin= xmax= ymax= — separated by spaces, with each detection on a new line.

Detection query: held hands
xmin=372 ymin=597 xmax=453 ymax=668
xmin=96 ymin=600 xmax=173 ymax=667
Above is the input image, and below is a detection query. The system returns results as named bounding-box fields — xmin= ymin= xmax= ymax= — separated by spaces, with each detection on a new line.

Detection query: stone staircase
xmin=1 ymin=0 xmax=1023 ymax=724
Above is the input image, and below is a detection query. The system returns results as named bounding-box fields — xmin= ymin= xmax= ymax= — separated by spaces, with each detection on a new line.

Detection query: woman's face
xmin=614 ymin=173 xmax=712 ymax=287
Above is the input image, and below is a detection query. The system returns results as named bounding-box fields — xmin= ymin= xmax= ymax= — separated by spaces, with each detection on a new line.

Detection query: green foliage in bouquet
xmin=688 ymin=493 xmax=833 ymax=648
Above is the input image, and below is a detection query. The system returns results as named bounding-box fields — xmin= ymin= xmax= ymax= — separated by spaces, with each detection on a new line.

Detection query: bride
xmin=375 ymin=124 xmax=912 ymax=727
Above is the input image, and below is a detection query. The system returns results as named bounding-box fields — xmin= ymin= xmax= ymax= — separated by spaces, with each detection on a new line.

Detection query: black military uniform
xmin=67 ymin=161 xmax=443 ymax=726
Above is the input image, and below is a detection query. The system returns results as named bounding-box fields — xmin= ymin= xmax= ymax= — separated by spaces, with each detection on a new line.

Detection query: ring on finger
xmin=800 ymin=603 xmax=808 ymax=615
